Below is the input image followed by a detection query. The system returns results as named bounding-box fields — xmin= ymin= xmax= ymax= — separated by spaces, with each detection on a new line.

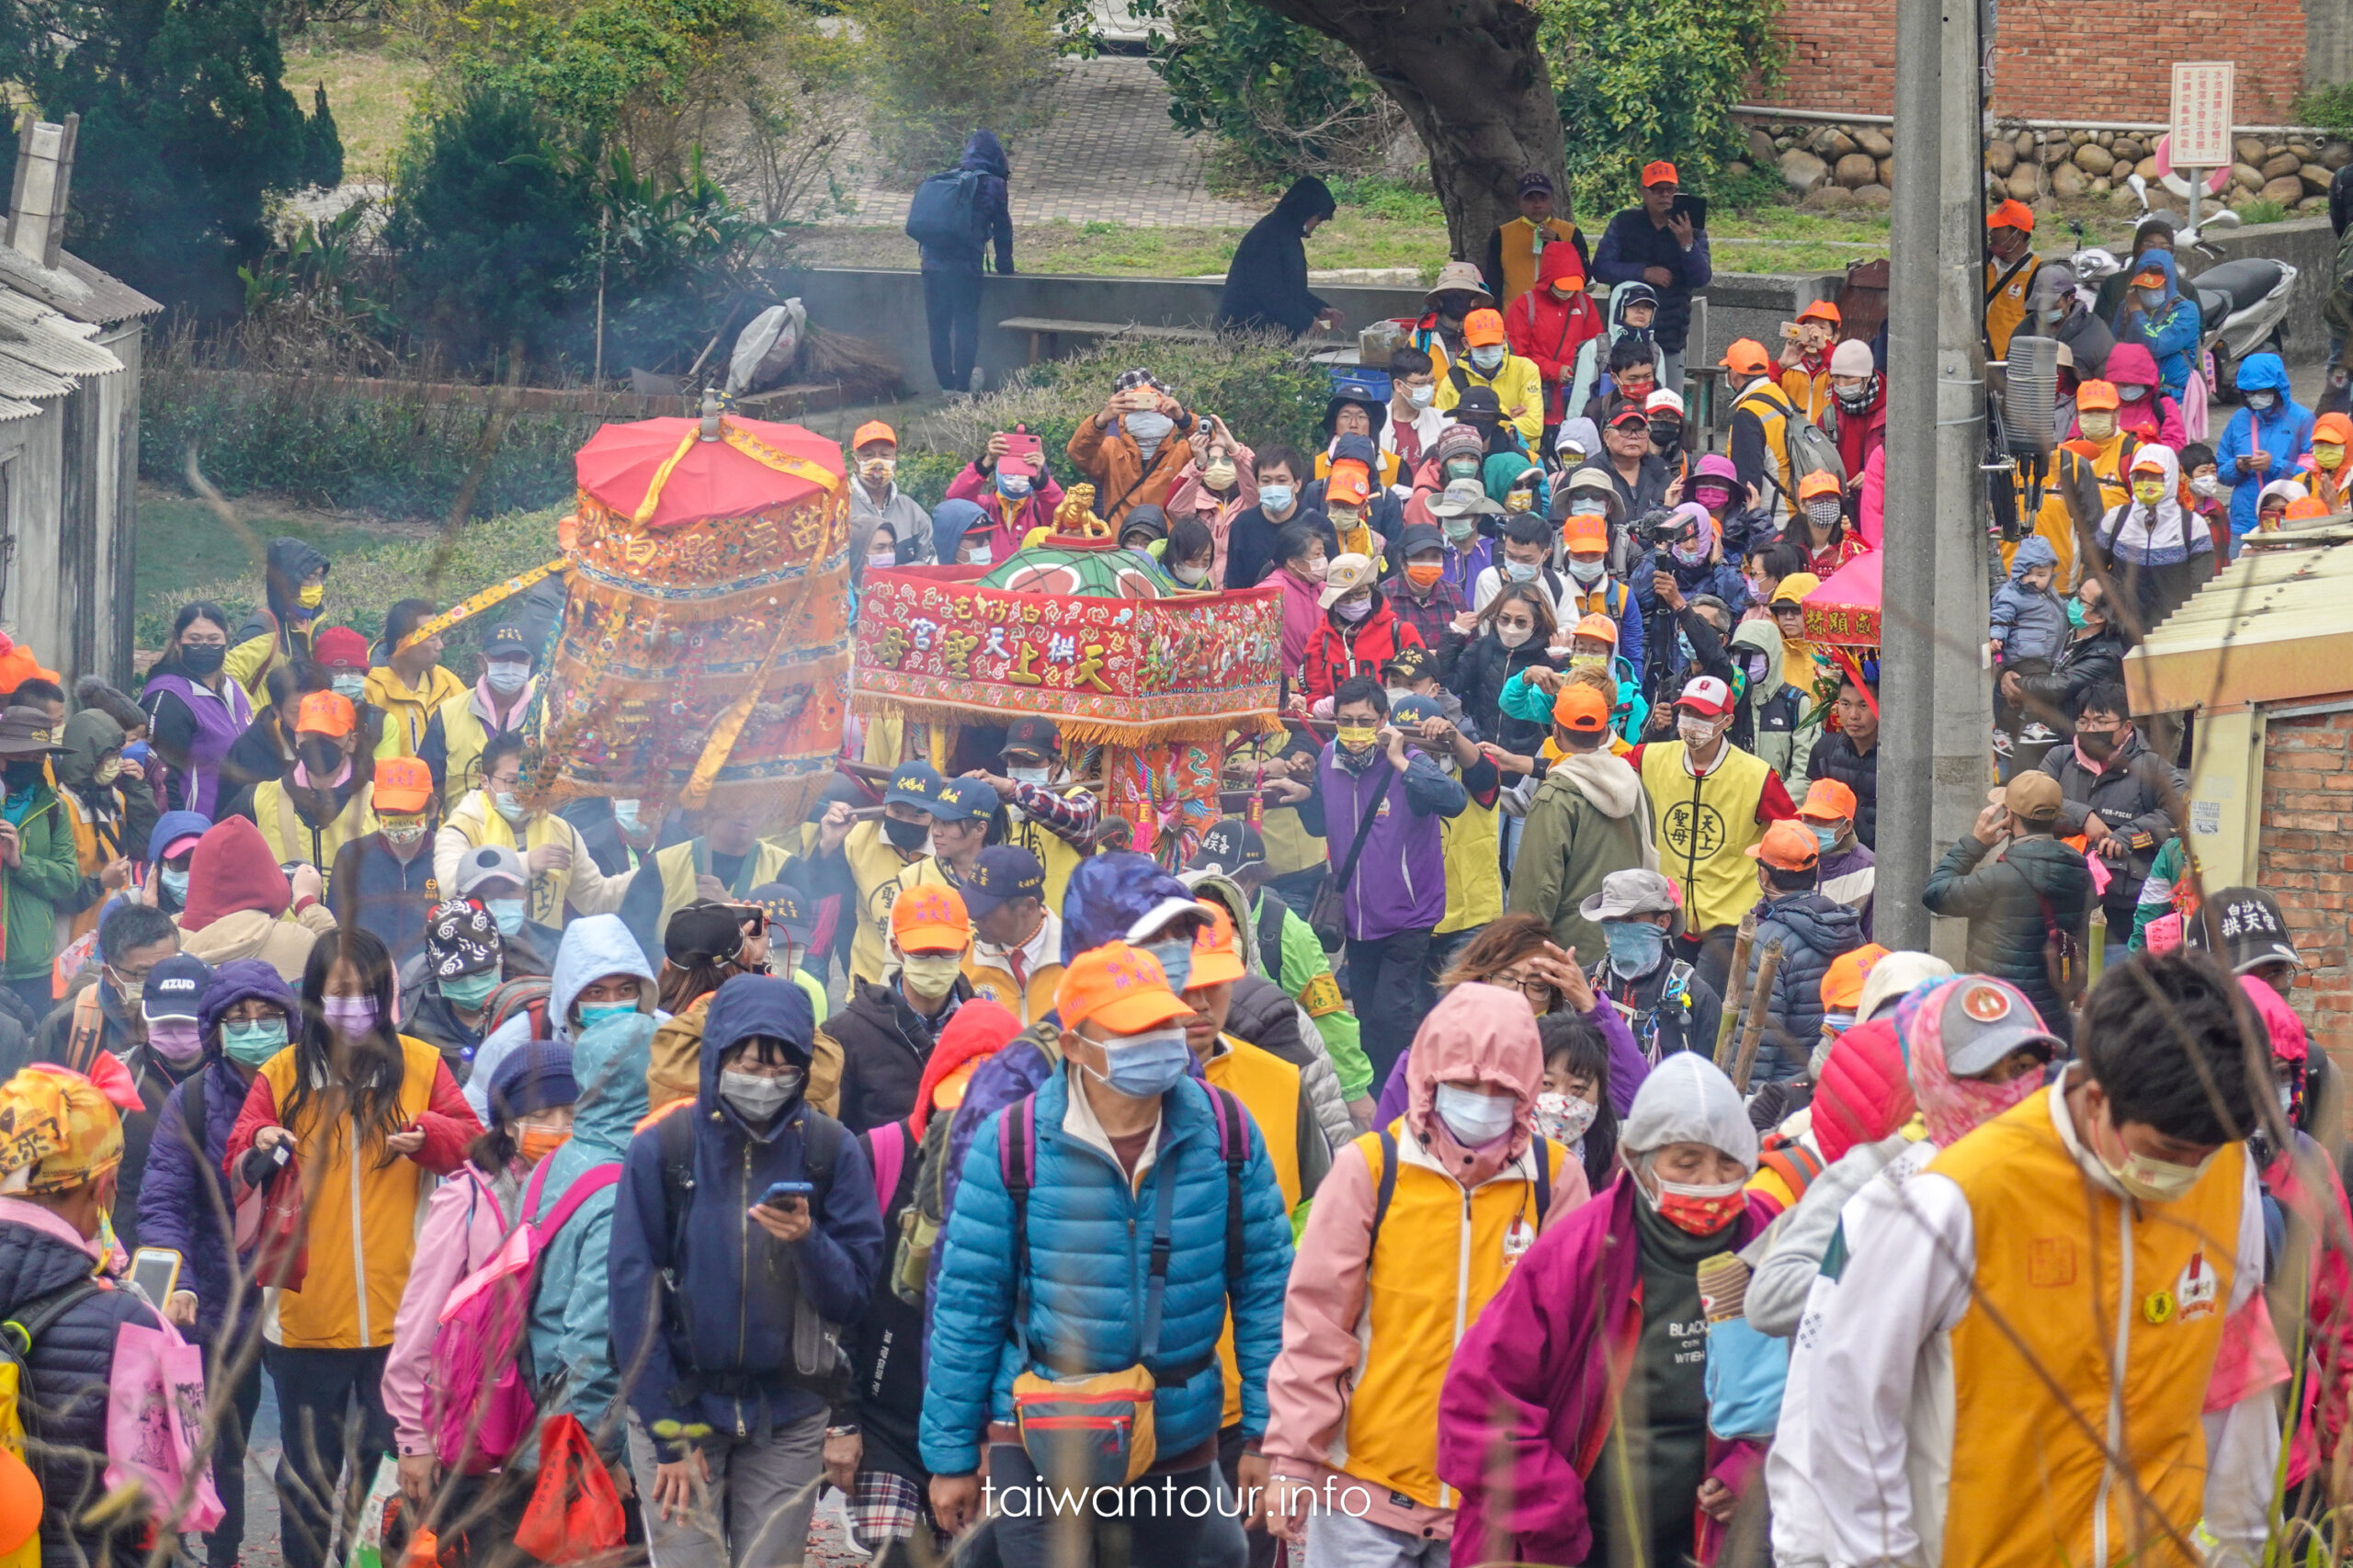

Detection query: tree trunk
xmin=1248 ymin=0 xmax=1566 ymax=259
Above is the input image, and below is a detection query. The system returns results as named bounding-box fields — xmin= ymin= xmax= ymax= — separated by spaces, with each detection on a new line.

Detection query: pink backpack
xmin=426 ymin=1160 xmax=621 ymax=1473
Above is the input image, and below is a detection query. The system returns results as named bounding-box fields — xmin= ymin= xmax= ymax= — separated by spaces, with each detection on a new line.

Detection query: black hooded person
xmin=228 ymin=536 xmax=332 ymax=693
xmin=1217 ymin=176 xmax=1343 ymax=337
xmin=915 ymin=130 xmax=1016 ymax=395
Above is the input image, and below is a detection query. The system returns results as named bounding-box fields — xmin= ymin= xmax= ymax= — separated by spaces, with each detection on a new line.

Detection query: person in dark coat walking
xmin=1736 ymin=821 xmax=1865 ymax=1085
xmin=2037 ymin=682 xmax=2187 ymax=957
xmin=1216 ymin=176 xmax=1342 ymax=338
xmin=1921 ymin=772 xmax=2094 ymax=1042
xmin=916 ymin=131 xmax=1015 ymax=395
xmin=1805 ymin=671 xmax=1881 ymax=849
xmin=139 ymin=958 xmax=295 ymax=1568
xmin=0 ymin=1062 xmax=177 ymax=1568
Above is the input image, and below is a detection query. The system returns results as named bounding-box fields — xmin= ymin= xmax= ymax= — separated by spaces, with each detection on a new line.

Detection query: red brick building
xmin=1753 ymin=7 xmax=2326 ymax=125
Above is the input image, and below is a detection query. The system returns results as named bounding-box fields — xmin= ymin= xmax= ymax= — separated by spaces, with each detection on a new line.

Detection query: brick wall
xmin=1753 ymin=7 xmax=2307 ymax=125
xmin=2259 ymin=707 xmax=2353 ymax=1057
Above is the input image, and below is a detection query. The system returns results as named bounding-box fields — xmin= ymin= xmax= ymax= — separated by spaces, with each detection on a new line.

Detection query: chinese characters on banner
xmin=2169 ymin=62 xmax=2235 ymax=172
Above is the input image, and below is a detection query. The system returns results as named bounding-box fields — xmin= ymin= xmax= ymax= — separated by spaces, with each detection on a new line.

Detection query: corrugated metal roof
xmin=2124 ymin=527 xmax=2353 ymax=712
xmin=0 ymin=246 xmax=159 ymax=325
xmin=0 ymin=395 xmax=43 ymax=424
xmin=0 ymin=290 xmax=119 ymax=377
xmin=0 ymin=350 xmax=74 ymax=403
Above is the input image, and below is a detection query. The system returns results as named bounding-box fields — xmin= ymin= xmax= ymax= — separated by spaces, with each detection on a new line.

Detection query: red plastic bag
xmin=233 ymin=1154 xmax=308 ymax=1290
xmin=515 ymin=1415 xmax=626 ymax=1563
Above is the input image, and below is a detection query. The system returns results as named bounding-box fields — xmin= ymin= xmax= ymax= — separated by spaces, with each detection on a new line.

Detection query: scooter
xmin=2120 ymin=175 xmax=2294 ymax=401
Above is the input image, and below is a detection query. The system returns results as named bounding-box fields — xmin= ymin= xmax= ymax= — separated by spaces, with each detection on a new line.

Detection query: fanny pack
xmin=1001 ymin=1095 xmax=1185 ymax=1489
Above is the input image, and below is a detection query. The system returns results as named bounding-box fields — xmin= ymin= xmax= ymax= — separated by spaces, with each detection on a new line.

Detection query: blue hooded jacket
xmin=931 ymin=498 xmax=991 ymax=564
xmin=608 ymin=975 xmax=882 ymax=1442
xmin=2215 ymin=352 xmax=2316 ymax=536
xmin=919 ymin=1056 xmax=1296 ymax=1475
xmin=2109 ymin=250 xmax=2200 ymax=398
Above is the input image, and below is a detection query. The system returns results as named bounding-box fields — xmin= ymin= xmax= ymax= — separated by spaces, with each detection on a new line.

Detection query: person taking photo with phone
xmin=609 ymin=973 xmax=884 ymax=1568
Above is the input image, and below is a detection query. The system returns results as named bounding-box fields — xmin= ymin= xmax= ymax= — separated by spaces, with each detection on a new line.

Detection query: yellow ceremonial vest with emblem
xmin=365 ymin=665 xmax=466 ymax=761
xmin=1984 ymin=253 xmax=2041 ymax=361
xmin=963 ymin=949 xmax=1063 ymax=1027
xmin=1639 ymin=741 xmax=1772 ymax=932
xmin=1205 ymin=1035 xmax=1304 ymax=1428
xmin=1495 ymin=217 xmax=1581 ymax=309
xmin=1929 ymin=1090 xmax=2244 ymax=1568
xmin=845 ymin=818 xmax=926 ymax=985
xmin=1337 ymin=1123 xmax=1565 ymax=1509
xmin=1003 ymin=811 xmax=1086 ymax=913
xmin=653 ymin=838 xmax=798 ymax=947
xmin=255 ymin=779 xmax=379 ymax=882
xmin=448 ymin=791 xmax=575 ymax=928
xmin=1259 ymin=806 xmax=1325 ymax=879
xmin=1437 ymin=789 xmax=1502 ymax=936
xmin=434 ymin=686 xmax=535 ymax=806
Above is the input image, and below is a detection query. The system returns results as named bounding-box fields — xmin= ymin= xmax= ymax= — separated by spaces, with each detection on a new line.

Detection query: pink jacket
xmin=1263 ymin=986 xmax=1589 ymax=1540
xmin=1436 ymin=1176 xmax=1768 ymax=1567
xmin=1271 ymin=564 xmax=1324 ymax=676
xmin=1859 ymin=445 xmax=1884 ymax=550
xmin=383 ymin=1162 xmax=517 ymax=1457
xmin=943 ymin=464 xmax=1066 ymax=560
xmin=1164 ymin=443 xmax=1258 ymax=586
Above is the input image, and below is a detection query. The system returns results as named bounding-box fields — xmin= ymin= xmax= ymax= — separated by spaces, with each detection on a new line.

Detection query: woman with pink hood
xmin=1434 ymin=1051 xmax=1767 ymax=1568
xmin=1258 ymin=983 xmax=1584 ymax=1567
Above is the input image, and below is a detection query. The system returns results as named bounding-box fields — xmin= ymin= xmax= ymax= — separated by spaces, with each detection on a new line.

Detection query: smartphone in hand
xmin=757 ymin=1180 xmax=814 ymax=1210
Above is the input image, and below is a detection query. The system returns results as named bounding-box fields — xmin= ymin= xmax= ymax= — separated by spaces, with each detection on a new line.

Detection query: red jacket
xmin=1301 ymin=598 xmax=1424 ymax=706
xmin=1833 ymin=385 xmax=1887 ymax=483
xmin=1505 ymin=244 xmax=1604 ymax=426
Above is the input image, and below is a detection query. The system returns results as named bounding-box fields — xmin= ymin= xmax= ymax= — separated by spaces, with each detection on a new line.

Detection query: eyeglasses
xmin=1487 ymin=970 xmax=1555 ymax=1001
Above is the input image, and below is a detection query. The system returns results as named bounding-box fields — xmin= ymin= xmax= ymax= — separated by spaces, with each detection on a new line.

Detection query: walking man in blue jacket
xmin=922 ymin=940 xmax=1295 ymax=1568
xmin=608 ymin=974 xmax=883 ymax=1568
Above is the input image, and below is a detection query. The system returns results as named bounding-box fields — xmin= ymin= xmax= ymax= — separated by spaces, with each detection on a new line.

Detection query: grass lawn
xmin=281 ymin=31 xmax=429 ymax=181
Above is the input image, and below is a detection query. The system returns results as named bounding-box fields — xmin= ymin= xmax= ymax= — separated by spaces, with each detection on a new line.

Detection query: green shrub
xmin=2238 ymin=198 xmax=2291 ymax=226
xmin=1144 ymin=0 xmax=1403 ymax=180
xmin=926 ymin=328 xmax=1334 ymax=472
xmin=850 ymin=0 xmax=1061 ymax=179
xmin=2295 ymin=85 xmax=2353 ymax=141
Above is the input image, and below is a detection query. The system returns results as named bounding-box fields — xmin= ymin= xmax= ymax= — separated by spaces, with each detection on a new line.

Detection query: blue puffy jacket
xmin=918 ymin=1066 xmax=1295 ymax=1475
xmin=608 ymin=974 xmax=882 ymax=1444
xmin=2215 ymin=352 xmax=2316 ymax=535
xmin=2110 ymin=250 xmax=2201 ymax=398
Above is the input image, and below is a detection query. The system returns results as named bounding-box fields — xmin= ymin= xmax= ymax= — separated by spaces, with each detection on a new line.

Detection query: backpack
xmin=904 ymin=169 xmax=983 ymax=251
xmin=654 ymin=1102 xmax=849 ymax=1383
xmin=997 ymin=1083 xmax=1255 ymax=1381
xmin=1363 ymin=1127 xmax=1554 ymax=1257
xmin=1738 ymin=381 xmax=1847 ymax=500
xmin=0 ymin=1277 xmax=104 ymax=1567
xmin=427 ymin=1160 xmax=621 ymax=1474
xmin=1754 ymin=1134 xmax=1824 ymax=1203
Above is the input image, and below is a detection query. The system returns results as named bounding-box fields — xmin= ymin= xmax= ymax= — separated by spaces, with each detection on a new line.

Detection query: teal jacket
xmin=3 ymin=786 xmax=82 ymax=983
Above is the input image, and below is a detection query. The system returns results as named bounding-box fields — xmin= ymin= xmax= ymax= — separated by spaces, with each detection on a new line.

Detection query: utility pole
xmin=1877 ymin=0 xmax=1942 ymax=948
xmin=1929 ymin=0 xmax=1995 ymax=966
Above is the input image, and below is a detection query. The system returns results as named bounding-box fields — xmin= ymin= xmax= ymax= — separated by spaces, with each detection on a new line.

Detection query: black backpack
xmin=905 ymin=169 xmax=983 ymax=251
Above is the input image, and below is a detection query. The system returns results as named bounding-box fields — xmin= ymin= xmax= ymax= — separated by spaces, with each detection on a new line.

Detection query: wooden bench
xmin=998 ymin=317 xmax=1221 ymax=365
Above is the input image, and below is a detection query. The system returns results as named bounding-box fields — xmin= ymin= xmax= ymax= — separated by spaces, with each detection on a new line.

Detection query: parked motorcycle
xmin=2114 ymin=175 xmax=2296 ymax=402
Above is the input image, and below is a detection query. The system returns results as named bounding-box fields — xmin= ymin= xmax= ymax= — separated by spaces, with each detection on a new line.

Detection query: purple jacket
xmin=1436 ymin=1176 xmax=1766 ymax=1567
xmin=1375 ymin=998 xmax=1651 ymax=1126
xmin=135 ymin=1062 xmax=254 ymax=1346
xmin=1315 ymin=744 xmax=1467 ymax=941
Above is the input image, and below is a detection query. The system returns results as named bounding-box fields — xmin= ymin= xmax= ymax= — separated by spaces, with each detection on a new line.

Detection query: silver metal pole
xmin=1876 ymin=0 xmax=1943 ymax=948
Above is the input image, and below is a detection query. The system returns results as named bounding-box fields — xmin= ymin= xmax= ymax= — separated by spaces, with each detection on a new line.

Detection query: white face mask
xmin=898 ymin=951 xmax=966 ymax=996
xmin=1173 ymin=562 xmax=1209 ymax=585
xmin=1433 ymin=1083 xmax=1517 ymax=1147
xmin=1007 ymin=765 xmax=1050 ymax=787
xmin=2190 ymin=474 xmax=2222 ymax=498
xmin=1567 ymin=557 xmax=1606 ymax=585
xmin=1470 ymin=346 xmax=1505 ymax=373
xmin=1407 ymin=383 xmax=1436 ymax=408
xmin=483 ymin=659 xmax=530 ymax=697
xmin=1677 ymin=715 xmax=1720 ymax=748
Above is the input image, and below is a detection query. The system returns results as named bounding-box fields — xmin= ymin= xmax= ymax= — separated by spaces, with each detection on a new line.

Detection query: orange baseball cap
xmin=2130 ymin=267 xmax=2166 ymax=289
xmin=1188 ymin=903 xmax=1247 ymax=988
xmin=1798 ymin=300 xmax=1842 ymax=324
xmin=1721 ymin=338 xmax=1772 ymax=378
xmin=1797 ymin=470 xmax=1844 ymax=502
xmin=2075 ymin=380 xmax=2120 ymax=412
xmin=1561 ymin=513 xmax=1609 ymax=556
xmin=1642 ymin=160 xmax=1679 ymax=187
xmin=1572 ymin=611 xmax=1619 ymax=646
xmin=372 ymin=756 xmax=435 ymax=816
xmin=1821 ymin=942 xmax=1889 ymax=1012
xmin=1987 ymin=199 xmax=2035 ymax=233
xmin=295 ymin=691 xmax=356 ymax=737
xmin=1553 ymin=683 xmax=1612 ymax=733
xmin=1325 ymin=460 xmax=1371 ymax=506
xmin=891 ymin=884 xmax=972 ymax=953
xmin=1798 ymin=778 xmax=1858 ymax=823
xmin=1054 ymin=940 xmax=1196 ymax=1034
xmin=1463 ymin=309 xmax=1507 ymax=347
xmin=1747 ymin=818 xmax=1822 ymax=872
xmin=852 ymin=420 xmax=898 ymax=451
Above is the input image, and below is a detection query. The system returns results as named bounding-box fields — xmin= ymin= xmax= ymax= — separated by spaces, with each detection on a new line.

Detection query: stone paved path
xmin=820 ymin=56 xmax=1267 ymax=229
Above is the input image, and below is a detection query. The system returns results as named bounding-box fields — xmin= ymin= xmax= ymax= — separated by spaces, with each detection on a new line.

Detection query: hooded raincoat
xmin=2109 ymin=250 xmax=2200 ymax=399
xmin=1728 ymin=617 xmax=1818 ymax=788
xmin=1989 ymin=534 xmax=2069 ymax=667
xmin=467 ymin=914 xmax=655 ymax=1123
xmin=176 ymin=816 xmax=339 ymax=981
xmin=53 ymin=710 xmax=156 ymax=945
xmin=1264 ymin=986 xmax=1584 ymax=1540
xmin=2099 ymin=340 xmax=2188 ymax=447
xmin=1216 ymin=177 xmax=1337 ymax=337
xmin=225 ymin=536 xmax=332 ymax=700
xmin=2217 ymin=351 xmax=2317 ymax=536
xmin=2098 ymin=443 xmax=2212 ymax=633
xmin=1506 ymin=245 xmax=1605 ymax=426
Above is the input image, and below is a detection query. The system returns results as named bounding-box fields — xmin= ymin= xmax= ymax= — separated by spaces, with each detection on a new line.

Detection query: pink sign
xmin=2169 ymin=62 xmax=2236 ymax=170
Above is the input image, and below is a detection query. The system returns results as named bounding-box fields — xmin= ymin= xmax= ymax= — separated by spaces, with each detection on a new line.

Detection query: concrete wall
xmin=2177 ymin=216 xmax=2337 ymax=366
xmin=782 ymin=266 xmax=1841 ymax=395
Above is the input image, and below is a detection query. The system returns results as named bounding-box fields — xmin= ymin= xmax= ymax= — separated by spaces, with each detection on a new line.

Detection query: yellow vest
xmin=652 ymin=837 xmax=798 ymax=949
xmin=843 ymin=819 xmax=928 ymax=986
xmin=963 ymin=924 xmax=1063 ymax=1028
xmin=1437 ymin=787 xmax=1503 ymax=936
xmin=254 ymin=778 xmax=379 ymax=882
xmin=1930 ymin=1089 xmax=2243 ymax=1568
xmin=1638 ymin=741 xmax=1773 ymax=933
xmin=1204 ymin=1035 xmax=1305 ymax=1428
xmin=1493 ymin=217 xmax=1581 ymax=309
xmin=1001 ymin=811 xmax=1086 ymax=914
xmin=433 ymin=685 xmax=535 ymax=806
xmin=1339 ymin=1123 xmax=1565 ymax=1508
xmin=445 ymin=790 xmax=575 ymax=928
xmin=366 ymin=665 xmax=467 ymax=761
xmin=1733 ymin=379 xmax=1799 ymax=508
xmin=1984 ymin=253 xmax=2041 ymax=361
xmin=1260 ymin=806 xmax=1325 ymax=879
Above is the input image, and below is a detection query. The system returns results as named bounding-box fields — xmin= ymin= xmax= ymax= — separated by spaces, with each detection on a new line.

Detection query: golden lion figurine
xmin=1052 ymin=484 xmax=1111 ymax=539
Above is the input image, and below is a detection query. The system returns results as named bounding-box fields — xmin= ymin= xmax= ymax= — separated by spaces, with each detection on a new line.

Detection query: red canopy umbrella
xmin=1799 ymin=550 xmax=1881 ymax=648
xmin=574 ymin=412 xmax=842 ymax=530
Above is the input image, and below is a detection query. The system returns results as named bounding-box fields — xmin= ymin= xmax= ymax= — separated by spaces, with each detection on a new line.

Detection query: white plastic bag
xmin=344 ymin=1455 xmax=402 ymax=1568
xmin=726 ymin=301 xmax=807 ymax=395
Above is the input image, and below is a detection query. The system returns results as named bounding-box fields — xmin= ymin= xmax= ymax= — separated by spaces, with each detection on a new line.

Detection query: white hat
xmin=1644 ymin=389 xmax=1686 ymax=416
xmin=1620 ymin=1053 xmax=1759 ymax=1170
xmin=1318 ymin=553 xmax=1378 ymax=608
xmin=1855 ymin=950 xmax=1955 ymax=1022
xmin=1830 ymin=339 xmax=1875 ymax=377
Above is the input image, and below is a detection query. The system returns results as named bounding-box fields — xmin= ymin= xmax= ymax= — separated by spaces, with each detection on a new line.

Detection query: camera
xmin=1628 ymin=507 xmax=1683 ymax=549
